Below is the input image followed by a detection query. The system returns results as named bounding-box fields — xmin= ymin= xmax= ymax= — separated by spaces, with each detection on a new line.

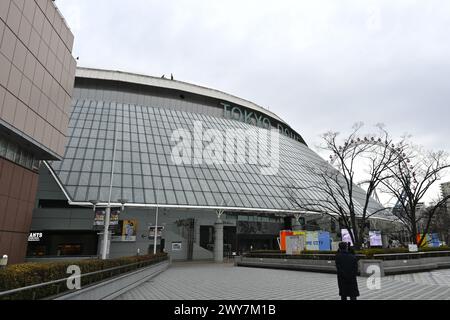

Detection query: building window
xmin=0 ymin=135 xmax=40 ymax=171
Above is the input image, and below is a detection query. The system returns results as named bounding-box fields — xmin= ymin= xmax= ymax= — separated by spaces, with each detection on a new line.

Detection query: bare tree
xmin=286 ymin=123 xmax=399 ymax=249
xmin=427 ymin=197 xmax=450 ymax=246
xmin=410 ymin=196 xmax=450 ymax=247
xmin=381 ymin=143 xmax=450 ymax=246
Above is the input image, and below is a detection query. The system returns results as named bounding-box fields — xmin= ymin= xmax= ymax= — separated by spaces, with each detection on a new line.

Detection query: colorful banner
xmin=281 ymin=230 xmax=331 ymax=251
xmin=431 ymin=233 xmax=440 ymax=247
xmin=369 ymin=231 xmax=383 ymax=247
xmin=318 ymin=231 xmax=331 ymax=251
xmin=416 ymin=233 xmax=441 ymax=247
xmin=306 ymin=231 xmax=319 ymax=251
xmin=279 ymin=230 xmax=294 ymax=251
xmin=112 ymin=219 xmax=138 ymax=242
xmin=417 ymin=233 xmax=431 ymax=247
xmin=93 ymin=209 xmax=120 ymax=227
xmin=341 ymin=229 xmax=354 ymax=246
xmin=286 ymin=235 xmax=305 ymax=255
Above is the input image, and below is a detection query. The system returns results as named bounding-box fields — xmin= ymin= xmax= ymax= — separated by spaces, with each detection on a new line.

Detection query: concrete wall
xmin=55 ymin=260 xmax=169 ymax=300
xmin=31 ymin=205 xmax=222 ymax=260
xmin=235 ymin=255 xmax=450 ymax=276
xmin=32 ymin=171 xmax=220 ymax=260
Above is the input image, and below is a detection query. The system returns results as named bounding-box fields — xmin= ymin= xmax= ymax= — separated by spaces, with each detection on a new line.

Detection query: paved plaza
xmin=116 ymin=262 xmax=450 ymax=300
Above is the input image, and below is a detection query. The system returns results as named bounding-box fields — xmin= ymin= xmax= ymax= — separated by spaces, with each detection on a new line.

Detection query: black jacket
xmin=335 ymin=251 xmax=360 ymax=297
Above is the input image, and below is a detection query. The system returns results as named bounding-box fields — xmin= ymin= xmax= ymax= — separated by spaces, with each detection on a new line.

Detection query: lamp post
xmin=91 ymin=198 xmax=127 ymax=260
xmin=153 ymin=205 xmax=159 ymax=255
xmin=100 ymin=129 xmax=119 ymax=260
xmin=118 ymin=199 xmax=128 ymax=212
xmin=102 ymin=206 xmax=112 ymax=259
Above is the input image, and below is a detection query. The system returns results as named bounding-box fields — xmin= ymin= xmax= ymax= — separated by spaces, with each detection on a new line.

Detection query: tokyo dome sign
xmin=221 ymin=102 xmax=304 ymax=143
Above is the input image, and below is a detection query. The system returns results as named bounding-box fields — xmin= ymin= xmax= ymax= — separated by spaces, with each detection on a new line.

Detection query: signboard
xmin=341 ymin=229 xmax=354 ymax=246
xmin=221 ymin=102 xmax=305 ymax=143
xmin=93 ymin=209 xmax=120 ymax=228
xmin=369 ymin=231 xmax=383 ymax=247
xmin=318 ymin=231 xmax=331 ymax=251
xmin=306 ymin=231 xmax=320 ymax=251
xmin=408 ymin=244 xmax=418 ymax=252
xmin=148 ymin=226 xmax=164 ymax=238
xmin=285 ymin=235 xmax=305 ymax=255
xmin=279 ymin=230 xmax=294 ymax=251
xmin=172 ymin=242 xmax=182 ymax=251
xmin=28 ymin=232 xmax=43 ymax=242
xmin=111 ymin=219 xmax=138 ymax=242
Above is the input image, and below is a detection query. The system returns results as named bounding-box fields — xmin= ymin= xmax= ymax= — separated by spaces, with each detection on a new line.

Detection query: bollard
xmin=0 ymin=255 xmax=8 ymax=269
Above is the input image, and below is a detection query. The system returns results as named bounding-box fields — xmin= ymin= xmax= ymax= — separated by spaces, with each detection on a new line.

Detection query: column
xmin=214 ymin=218 xmax=224 ymax=263
xmin=195 ymin=219 xmax=201 ymax=245
xmin=292 ymin=217 xmax=302 ymax=231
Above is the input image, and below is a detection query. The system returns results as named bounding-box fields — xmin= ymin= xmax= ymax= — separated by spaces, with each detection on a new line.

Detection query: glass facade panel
xmin=48 ymin=86 xmax=385 ymax=218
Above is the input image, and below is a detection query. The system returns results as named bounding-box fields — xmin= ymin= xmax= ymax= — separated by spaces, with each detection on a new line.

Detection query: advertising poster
xmin=286 ymin=235 xmax=305 ymax=255
xmin=306 ymin=231 xmax=319 ymax=251
xmin=93 ymin=209 xmax=120 ymax=228
xmin=279 ymin=230 xmax=294 ymax=251
xmin=149 ymin=226 xmax=164 ymax=238
xmin=318 ymin=231 xmax=331 ymax=251
xmin=369 ymin=231 xmax=383 ymax=247
xmin=112 ymin=219 xmax=138 ymax=242
xmin=341 ymin=229 xmax=354 ymax=246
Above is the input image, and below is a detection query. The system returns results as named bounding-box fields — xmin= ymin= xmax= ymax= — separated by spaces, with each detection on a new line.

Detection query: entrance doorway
xmin=237 ymin=234 xmax=278 ymax=254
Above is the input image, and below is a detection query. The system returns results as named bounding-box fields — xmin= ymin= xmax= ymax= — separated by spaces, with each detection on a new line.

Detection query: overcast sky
xmin=56 ymin=0 xmax=450 ymax=195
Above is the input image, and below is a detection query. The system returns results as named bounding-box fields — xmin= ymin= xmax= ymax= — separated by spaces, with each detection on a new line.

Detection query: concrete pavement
xmin=115 ymin=261 xmax=450 ymax=300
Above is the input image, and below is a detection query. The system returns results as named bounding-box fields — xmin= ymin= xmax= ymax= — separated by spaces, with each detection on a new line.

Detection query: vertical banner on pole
xmin=341 ymin=229 xmax=354 ymax=246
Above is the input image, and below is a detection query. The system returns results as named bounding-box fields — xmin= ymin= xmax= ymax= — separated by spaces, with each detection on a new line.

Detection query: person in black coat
xmin=335 ymin=242 xmax=360 ymax=300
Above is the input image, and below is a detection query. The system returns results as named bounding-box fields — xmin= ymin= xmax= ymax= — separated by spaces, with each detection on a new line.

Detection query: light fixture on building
xmin=118 ymin=199 xmax=128 ymax=212
xmin=89 ymin=200 xmax=99 ymax=212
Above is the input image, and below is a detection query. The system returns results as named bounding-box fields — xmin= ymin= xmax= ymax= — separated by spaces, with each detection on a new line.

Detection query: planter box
xmin=382 ymin=256 xmax=450 ymax=275
xmin=54 ymin=260 xmax=169 ymax=300
xmin=236 ymin=256 xmax=336 ymax=274
xmin=235 ymin=255 xmax=450 ymax=277
xmin=359 ymin=260 xmax=384 ymax=277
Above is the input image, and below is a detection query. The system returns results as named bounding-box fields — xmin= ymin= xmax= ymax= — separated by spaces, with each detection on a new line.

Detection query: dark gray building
xmin=29 ymin=68 xmax=393 ymax=261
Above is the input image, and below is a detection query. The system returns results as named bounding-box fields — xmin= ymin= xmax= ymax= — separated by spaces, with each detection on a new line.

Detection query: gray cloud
xmin=57 ymin=0 xmax=450 ymax=190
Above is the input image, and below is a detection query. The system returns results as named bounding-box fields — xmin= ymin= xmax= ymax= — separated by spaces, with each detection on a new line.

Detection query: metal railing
xmin=0 ymin=258 xmax=166 ymax=300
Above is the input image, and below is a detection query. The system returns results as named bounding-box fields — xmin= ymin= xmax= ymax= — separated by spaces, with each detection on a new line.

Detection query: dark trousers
xmin=341 ymin=296 xmax=357 ymax=301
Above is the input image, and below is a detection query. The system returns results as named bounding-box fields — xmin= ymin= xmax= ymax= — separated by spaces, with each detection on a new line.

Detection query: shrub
xmin=0 ymin=253 xmax=168 ymax=300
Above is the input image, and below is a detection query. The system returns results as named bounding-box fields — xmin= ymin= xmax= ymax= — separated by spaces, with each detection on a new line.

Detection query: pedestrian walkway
xmin=115 ymin=262 xmax=450 ymax=300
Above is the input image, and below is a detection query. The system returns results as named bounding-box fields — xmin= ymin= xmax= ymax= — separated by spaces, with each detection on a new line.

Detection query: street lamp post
xmin=153 ymin=205 xmax=159 ymax=255
xmin=102 ymin=206 xmax=111 ymax=260
xmin=101 ymin=128 xmax=119 ymax=260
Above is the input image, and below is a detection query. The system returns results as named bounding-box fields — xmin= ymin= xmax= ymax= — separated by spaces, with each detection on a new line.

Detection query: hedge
xmin=0 ymin=253 xmax=168 ymax=300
